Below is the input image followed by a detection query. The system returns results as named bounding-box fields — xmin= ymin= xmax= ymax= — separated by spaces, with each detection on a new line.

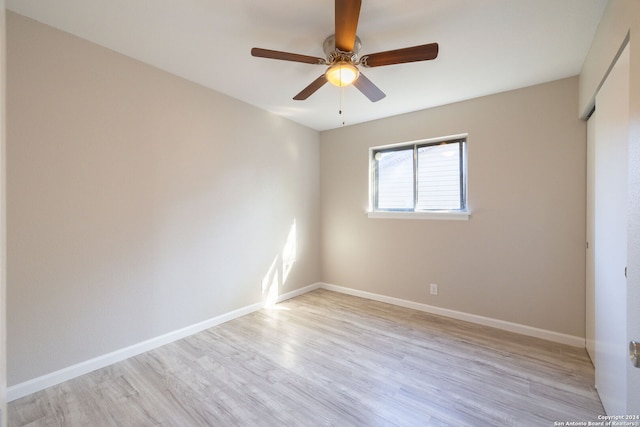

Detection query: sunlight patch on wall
xmin=282 ymin=220 xmax=297 ymax=283
xmin=261 ymin=255 xmax=280 ymax=307
xmin=261 ymin=220 xmax=297 ymax=307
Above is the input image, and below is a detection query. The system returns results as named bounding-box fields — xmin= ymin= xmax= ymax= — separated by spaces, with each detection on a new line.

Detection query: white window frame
xmin=368 ymin=134 xmax=470 ymax=220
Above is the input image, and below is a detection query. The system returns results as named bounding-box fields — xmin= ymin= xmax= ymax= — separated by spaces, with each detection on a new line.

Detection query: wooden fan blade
xmin=335 ymin=0 xmax=361 ymax=52
xmin=362 ymin=43 xmax=439 ymax=67
xmin=293 ymin=75 xmax=328 ymax=100
xmin=353 ymin=72 xmax=386 ymax=102
xmin=251 ymin=48 xmax=325 ymax=65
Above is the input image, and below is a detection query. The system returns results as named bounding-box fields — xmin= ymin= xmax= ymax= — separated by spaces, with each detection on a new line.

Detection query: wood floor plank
xmin=9 ymin=289 xmax=604 ymax=426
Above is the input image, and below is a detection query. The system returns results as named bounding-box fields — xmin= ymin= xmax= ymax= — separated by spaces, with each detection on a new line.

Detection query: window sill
xmin=367 ymin=210 xmax=470 ymax=221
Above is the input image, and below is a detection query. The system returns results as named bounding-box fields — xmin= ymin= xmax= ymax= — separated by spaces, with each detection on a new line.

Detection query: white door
xmin=586 ymin=114 xmax=596 ymax=363
xmin=593 ymin=44 xmax=630 ymax=416
xmin=0 ymin=2 xmax=7 ymax=424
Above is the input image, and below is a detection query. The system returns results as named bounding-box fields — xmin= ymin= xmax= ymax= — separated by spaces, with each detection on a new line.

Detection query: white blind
xmin=416 ymin=143 xmax=462 ymax=210
xmin=375 ymin=148 xmax=414 ymax=210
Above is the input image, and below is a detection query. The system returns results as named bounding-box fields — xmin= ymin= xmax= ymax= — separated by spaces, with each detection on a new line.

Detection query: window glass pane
xmin=416 ymin=143 xmax=462 ymax=210
xmin=375 ymin=148 xmax=414 ymax=210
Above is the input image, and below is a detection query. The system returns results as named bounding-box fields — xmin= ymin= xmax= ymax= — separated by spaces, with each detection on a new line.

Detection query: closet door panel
xmin=593 ymin=44 xmax=630 ymax=416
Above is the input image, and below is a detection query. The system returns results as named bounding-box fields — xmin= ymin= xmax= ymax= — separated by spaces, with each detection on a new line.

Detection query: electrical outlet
xmin=430 ymin=283 xmax=438 ymax=296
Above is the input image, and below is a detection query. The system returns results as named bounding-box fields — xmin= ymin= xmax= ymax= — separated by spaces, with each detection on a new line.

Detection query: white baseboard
xmin=275 ymin=282 xmax=322 ymax=303
xmin=7 ymin=282 xmax=323 ymax=402
xmin=9 ymin=281 xmax=583 ymax=401
xmin=318 ymin=283 xmax=586 ymax=348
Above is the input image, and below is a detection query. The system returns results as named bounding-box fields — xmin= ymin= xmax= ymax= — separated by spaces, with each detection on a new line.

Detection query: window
xmin=370 ymin=135 xmax=468 ymax=219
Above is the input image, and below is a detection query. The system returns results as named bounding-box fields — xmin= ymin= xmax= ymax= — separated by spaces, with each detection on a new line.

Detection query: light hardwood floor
xmin=9 ymin=289 xmax=603 ymax=426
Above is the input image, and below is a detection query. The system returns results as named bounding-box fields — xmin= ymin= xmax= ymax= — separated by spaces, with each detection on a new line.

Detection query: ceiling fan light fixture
xmin=325 ymin=61 xmax=359 ymax=87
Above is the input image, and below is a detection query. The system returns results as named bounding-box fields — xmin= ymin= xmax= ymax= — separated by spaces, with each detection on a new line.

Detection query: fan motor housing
xmin=323 ymin=34 xmax=361 ymax=63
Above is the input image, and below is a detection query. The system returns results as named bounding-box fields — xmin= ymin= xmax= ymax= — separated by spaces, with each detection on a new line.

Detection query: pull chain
xmin=339 ymin=86 xmax=346 ymax=126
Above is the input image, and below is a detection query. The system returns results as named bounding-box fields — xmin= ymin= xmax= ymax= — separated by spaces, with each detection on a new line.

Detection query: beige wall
xmin=6 ymin=12 xmax=320 ymax=385
xmin=320 ymin=77 xmax=586 ymax=337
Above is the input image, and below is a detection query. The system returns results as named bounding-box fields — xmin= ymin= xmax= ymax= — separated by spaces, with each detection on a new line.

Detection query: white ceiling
xmin=6 ymin=0 xmax=608 ymax=131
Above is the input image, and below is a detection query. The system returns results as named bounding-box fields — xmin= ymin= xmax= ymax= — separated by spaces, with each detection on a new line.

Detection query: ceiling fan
xmin=251 ymin=0 xmax=439 ymax=102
